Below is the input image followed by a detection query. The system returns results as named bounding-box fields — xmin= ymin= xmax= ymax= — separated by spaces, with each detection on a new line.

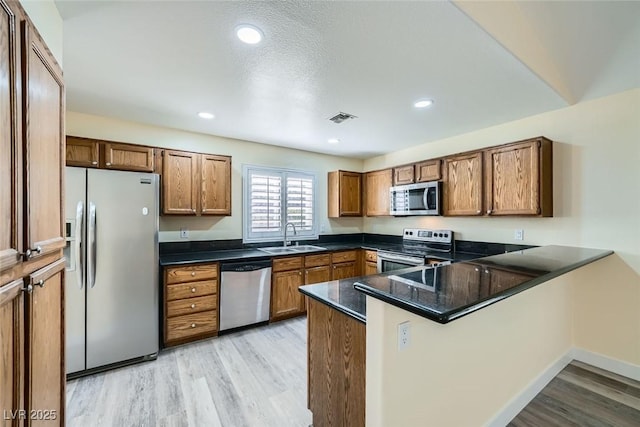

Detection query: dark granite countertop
xmin=159 ymin=240 xmax=487 ymax=266
xmin=299 ymin=277 xmax=367 ymax=323
xmin=353 ymin=245 xmax=613 ymax=324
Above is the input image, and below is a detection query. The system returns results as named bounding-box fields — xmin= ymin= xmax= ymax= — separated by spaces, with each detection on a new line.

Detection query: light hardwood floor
xmin=509 ymin=360 xmax=640 ymax=426
xmin=66 ymin=317 xmax=311 ymax=427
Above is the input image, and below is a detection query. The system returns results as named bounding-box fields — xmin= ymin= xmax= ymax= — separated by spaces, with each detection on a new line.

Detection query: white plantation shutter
xmin=243 ymin=166 xmax=317 ymax=242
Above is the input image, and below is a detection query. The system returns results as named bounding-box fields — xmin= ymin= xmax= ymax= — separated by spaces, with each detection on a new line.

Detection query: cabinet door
xmin=65 ymin=136 xmax=99 ymax=168
xmin=332 ymin=262 xmax=357 ymax=281
xmin=339 ymin=171 xmax=362 ymax=216
xmin=440 ymin=263 xmax=482 ymax=304
xmin=22 ymin=21 xmax=65 ymax=259
xmin=485 ymin=267 xmax=535 ymax=294
xmin=365 ymin=169 xmax=392 ymax=217
xmin=305 ymin=265 xmax=331 ymax=285
xmin=201 ymin=154 xmax=231 ymax=215
xmin=0 ymin=279 xmax=25 ymax=427
xmin=364 ymin=261 xmax=378 ymax=276
xmin=393 ymin=165 xmax=414 ymax=185
xmin=271 ymin=269 xmax=304 ymax=320
xmin=443 ymin=152 xmax=483 ymax=216
xmin=26 ymin=258 xmax=65 ymax=426
xmin=103 ymin=142 xmax=154 ymax=172
xmin=415 ymin=159 xmax=441 ymax=182
xmin=484 ymin=140 xmax=540 ymax=216
xmin=162 ymin=150 xmax=199 ymax=215
xmin=1 ymin=2 xmax=20 ymax=276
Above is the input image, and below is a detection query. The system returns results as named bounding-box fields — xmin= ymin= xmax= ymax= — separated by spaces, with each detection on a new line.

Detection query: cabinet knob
xmin=22 ymin=284 xmax=33 ymax=294
xmin=191 ymin=304 xmax=196 ymax=309
xmin=192 ymin=209 xmax=196 ymax=213
xmin=474 ymin=268 xmax=479 ymax=272
xmin=191 ymin=287 xmax=196 ymax=293
xmin=487 ymin=209 xmax=492 ymax=215
xmin=191 ymin=323 xmax=196 ymax=328
xmin=106 ymin=162 xmax=111 ymax=166
xmin=476 ymin=210 xmax=481 ymax=214
xmin=333 ymin=266 xmax=337 ymax=269
xmin=34 ymin=280 xmax=45 ymax=288
xmin=91 ymin=161 xmax=98 ymax=165
xmin=484 ymin=270 xmax=490 ymax=274
xmin=21 ymin=246 xmax=42 ymax=260
xmin=191 ymin=272 xmax=196 ymax=277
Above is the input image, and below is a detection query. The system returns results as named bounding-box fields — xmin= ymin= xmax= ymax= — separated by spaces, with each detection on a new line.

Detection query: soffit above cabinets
xmin=55 ymin=1 xmax=640 ymax=159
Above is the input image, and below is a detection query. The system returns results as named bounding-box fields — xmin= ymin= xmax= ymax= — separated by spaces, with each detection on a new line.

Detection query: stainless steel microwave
xmin=389 ymin=181 xmax=441 ymax=216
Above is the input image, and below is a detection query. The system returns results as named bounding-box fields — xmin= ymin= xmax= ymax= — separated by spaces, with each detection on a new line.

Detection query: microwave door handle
xmin=423 ymin=188 xmax=430 ymax=210
xmin=75 ymin=201 xmax=84 ymax=289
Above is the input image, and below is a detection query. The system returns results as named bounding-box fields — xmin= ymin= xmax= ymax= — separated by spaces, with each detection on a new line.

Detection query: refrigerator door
xmin=64 ymin=167 xmax=87 ymax=374
xmin=86 ymin=169 xmax=159 ymax=369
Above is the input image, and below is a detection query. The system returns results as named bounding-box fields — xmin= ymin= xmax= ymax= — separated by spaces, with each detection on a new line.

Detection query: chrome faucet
xmin=284 ymin=222 xmax=297 ymax=247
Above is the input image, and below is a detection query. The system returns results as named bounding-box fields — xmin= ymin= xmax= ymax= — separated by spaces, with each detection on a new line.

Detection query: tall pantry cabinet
xmin=1 ymin=1 xmax=66 ymax=425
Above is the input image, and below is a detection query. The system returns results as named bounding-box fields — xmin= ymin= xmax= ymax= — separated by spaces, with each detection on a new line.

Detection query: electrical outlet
xmin=514 ymin=229 xmax=524 ymax=241
xmin=180 ymin=228 xmax=189 ymax=239
xmin=398 ymin=321 xmax=411 ymax=351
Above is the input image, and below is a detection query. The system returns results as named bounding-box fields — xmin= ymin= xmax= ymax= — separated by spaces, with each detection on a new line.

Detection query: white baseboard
xmin=571 ymin=347 xmax=640 ymax=381
xmin=485 ymin=351 xmax=573 ymax=427
xmin=486 ymin=347 xmax=640 ymax=426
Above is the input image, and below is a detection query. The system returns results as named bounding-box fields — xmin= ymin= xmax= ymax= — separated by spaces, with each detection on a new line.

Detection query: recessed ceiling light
xmin=198 ymin=112 xmax=215 ymax=119
xmin=236 ymin=24 xmax=263 ymax=44
xmin=328 ymin=138 xmax=340 ymax=144
xmin=414 ymin=99 xmax=434 ymax=109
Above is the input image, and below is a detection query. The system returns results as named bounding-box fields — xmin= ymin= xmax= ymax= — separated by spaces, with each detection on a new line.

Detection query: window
xmin=243 ymin=165 xmax=317 ymax=243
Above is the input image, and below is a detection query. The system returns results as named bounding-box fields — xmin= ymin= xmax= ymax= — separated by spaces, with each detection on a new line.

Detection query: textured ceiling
xmin=55 ymin=1 xmax=640 ymax=159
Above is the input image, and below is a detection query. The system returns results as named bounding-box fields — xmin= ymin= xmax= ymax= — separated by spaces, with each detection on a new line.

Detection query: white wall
xmin=19 ymin=0 xmax=63 ymax=66
xmin=364 ymin=89 xmax=640 ymax=274
xmin=66 ymin=111 xmax=364 ymax=242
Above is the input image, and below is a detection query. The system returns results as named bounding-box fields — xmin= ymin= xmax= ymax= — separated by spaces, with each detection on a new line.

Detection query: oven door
xmin=377 ymin=251 xmax=425 ymax=273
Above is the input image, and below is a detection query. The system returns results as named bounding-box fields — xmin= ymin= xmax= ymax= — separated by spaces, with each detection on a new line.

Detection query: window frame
xmin=242 ymin=164 xmax=318 ymax=243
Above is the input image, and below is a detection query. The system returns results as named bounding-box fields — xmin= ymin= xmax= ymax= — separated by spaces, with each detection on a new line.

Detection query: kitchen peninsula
xmin=300 ymin=245 xmax=615 ymax=427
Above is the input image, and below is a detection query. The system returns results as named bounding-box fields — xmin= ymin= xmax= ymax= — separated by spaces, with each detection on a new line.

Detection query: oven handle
xmin=377 ymin=251 xmax=426 ymax=266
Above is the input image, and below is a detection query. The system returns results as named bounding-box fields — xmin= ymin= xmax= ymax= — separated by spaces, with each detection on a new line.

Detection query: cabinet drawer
xmin=305 ymin=253 xmax=331 ymax=268
xmin=165 ymin=264 xmax=217 ymax=284
xmin=273 ymin=256 xmax=303 ymax=272
xmin=166 ymin=280 xmax=217 ymax=301
xmin=166 ymin=295 xmax=217 ymax=318
xmin=166 ymin=310 xmax=217 ymax=342
xmin=331 ymin=250 xmax=357 ymax=264
xmin=364 ymin=250 xmax=377 ymax=262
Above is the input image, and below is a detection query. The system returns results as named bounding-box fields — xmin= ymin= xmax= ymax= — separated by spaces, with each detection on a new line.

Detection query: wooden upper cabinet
xmin=484 ymin=138 xmax=552 ymax=217
xmin=103 ymin=142 xmax=154 ymax=172
xmin=65 ymin=136 xmax=99 ymax=167
xmin=443 ymin=151 xmax=483 ymax=216
xmin=328 ymin=170 xmax=362 ymax=217
xmin=393 ymin=165 xmax=415 ymax=185
xmin=415 ymin=159 xmax=441 ymax=182
xmin=23 ymin=21 xmax=65 ymax=259
xmin=0 ymin=2 xmax=20 ymax=275
xmin=365 ymin=169 xmax=392 ymax=216
xmin=201 ymin=154 xmax=231 ymax=215
xmin=162 ymin=150 xmax=199 ymax=215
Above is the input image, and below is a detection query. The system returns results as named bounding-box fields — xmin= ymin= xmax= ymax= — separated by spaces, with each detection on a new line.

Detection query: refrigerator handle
xmin=75 ymin=201 xmax=84 ymax=289
xmin=88 ymin=202 xmax=97 ymax=288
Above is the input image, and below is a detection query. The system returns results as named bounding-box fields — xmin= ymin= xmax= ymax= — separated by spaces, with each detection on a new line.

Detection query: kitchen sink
xmin=258 ymin=245 xmax=326 ymax=255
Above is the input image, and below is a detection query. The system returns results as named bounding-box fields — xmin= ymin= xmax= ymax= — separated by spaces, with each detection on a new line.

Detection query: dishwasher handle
xmin=221 ymin=260 xmax=272 ymax=272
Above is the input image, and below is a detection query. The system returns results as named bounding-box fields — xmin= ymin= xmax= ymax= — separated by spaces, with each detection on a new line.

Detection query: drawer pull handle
xmin=191 ymin=323 xmax=196 ymax=328
xmin=191 ymin=288 xmax=196 ymax=293
xmin=191 ymin=304 xmax=196 ymax=309
xmin=106 ymin=162 xmax=111 ymax=166
xmin=91 ymin=161 xmax=98 ymax=165
xmin=191 ymin=272 xmax=196 ymax=276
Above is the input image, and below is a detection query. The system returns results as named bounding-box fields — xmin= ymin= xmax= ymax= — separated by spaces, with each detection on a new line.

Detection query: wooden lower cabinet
xmin=307 ymin=297 xmax=365 ymax=427
xmin=305 ymin=265 xmax=331 ymax=285
xmin=26 ymin=259 xmax=65 ymax=426
xmin=332 ymin=262 xmax=357 ymax=280
xmin=271 ymin=269 xmax=305 ymax=321
xmin=163 ymin=263 xmax=218 ymax=347
xmin=0 ymin=279 xmax=25 ymax=425
xmin=364 ymin=261 xmax=378 ymax=275
xmin=363 ymin=250 xmax=378 ymax=275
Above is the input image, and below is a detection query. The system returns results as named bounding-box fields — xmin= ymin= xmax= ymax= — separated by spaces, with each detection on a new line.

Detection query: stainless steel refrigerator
xmin=64 ymin=167 xmax=159 ymax=376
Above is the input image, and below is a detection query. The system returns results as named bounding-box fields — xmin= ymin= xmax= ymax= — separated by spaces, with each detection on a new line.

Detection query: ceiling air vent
xmin=329 ymin=112 xmax=357 ymax=124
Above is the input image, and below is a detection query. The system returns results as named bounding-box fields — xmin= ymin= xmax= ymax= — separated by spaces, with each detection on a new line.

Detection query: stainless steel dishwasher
xmin=219 ymin=260 xmax=272 ymax=332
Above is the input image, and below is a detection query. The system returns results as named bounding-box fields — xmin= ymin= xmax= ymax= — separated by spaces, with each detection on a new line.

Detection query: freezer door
xmin=86 ymin=169 xmax=159 ymax=369
xmin=64 ymin=167 xmax=87 ymax=374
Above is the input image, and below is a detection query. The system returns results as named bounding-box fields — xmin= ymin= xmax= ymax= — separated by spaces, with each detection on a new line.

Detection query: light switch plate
xmin=514 ymin=229 xmax=524 ymax=240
